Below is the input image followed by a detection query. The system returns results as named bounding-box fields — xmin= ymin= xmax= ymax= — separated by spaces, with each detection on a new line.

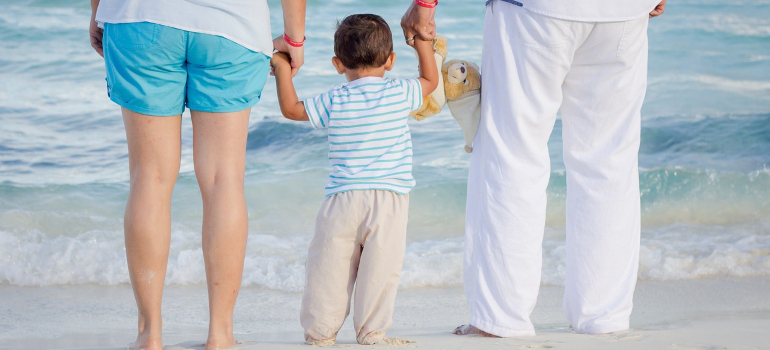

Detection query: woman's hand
xmin=401 ymin=0 xmax=436 ymax=47
xmin=90 ymin=16 xmax=104 ymax=57
xmin=272 ymin=35 xmax=304 ymax=77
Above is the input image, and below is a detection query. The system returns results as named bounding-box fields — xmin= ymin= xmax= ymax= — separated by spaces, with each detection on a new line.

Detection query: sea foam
xmin=2 ymin=221 xmax=769 ymax=290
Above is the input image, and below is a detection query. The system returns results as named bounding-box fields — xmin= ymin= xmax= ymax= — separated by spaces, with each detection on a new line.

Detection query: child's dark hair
xmin=334 ymin=14 xmax=393 ymax=69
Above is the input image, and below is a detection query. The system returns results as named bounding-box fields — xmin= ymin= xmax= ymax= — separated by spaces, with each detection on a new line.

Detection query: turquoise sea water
xmin=0 ymin=0 xmax=769 ymax=290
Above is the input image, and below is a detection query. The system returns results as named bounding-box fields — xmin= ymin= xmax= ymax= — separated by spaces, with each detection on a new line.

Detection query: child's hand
xmin=271 ymin=52 xmax=292 ymax=76
xmin=413 ymin=37 xmax=433 ymax=51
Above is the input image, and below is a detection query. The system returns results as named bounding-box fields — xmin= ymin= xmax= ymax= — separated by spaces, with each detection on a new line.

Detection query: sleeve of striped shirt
xmin=303 ymin=91 xmax=332 ymax=129
xmin=402 ymin=78 xmax=424 ymax=112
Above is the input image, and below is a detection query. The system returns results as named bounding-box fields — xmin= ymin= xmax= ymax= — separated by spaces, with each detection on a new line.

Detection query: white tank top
xmin=95 ymin=0 xmax=273 ymax=55
xmin=496 ymin=0 xmax=661 ymax=22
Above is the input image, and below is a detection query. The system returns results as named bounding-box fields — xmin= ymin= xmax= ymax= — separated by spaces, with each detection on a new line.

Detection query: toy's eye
xmin=463 ymin=79 xmax=468 ymax=85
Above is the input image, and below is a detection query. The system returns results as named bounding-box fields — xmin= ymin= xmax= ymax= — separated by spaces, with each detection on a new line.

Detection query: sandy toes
xmin=305 ymin=338 xmax=336 ymax=346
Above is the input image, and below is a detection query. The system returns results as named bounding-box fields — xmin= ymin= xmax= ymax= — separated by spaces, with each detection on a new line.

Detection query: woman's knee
xmin=132 ymin=163 xmax=179 ymax=183
xmin=195 ymin=167 xmax=244 ymax=195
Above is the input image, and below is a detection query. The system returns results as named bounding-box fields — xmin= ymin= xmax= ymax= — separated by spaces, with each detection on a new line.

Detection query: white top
xmin=304 ymin=77 xmax=423 ymax=197
xmin=95 ymin=0 xmax=273 ymax=55
xmin=491 ymin=0 xmax=660 ymax=22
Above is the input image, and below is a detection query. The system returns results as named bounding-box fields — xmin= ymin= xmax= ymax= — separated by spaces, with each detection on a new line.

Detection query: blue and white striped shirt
xmin=304 ymin=76 xmax=423 ymax=196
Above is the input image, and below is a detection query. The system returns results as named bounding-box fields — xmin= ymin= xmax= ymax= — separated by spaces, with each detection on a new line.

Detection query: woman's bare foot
xmin=127 ymin=334 xmax=163 ymax=350
xmin=205 ymin=335 xmax=239 ymax=350
xmin=453 ymin=324 xmax=501 ymax=337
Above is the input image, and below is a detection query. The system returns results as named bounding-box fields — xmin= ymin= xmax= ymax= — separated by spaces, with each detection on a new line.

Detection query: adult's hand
xmin=401 ymin=0 xmax=436 ymax=47
xmin=89 ymin=16 xmax=104 ymax=57
xmin=649 ymin=0 xmax=666 ymax=18
xmin=272 ymin=35 xmax=304 ymax=78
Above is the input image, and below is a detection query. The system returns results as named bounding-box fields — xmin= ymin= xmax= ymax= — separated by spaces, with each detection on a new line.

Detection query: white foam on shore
xmin=2 ymin=221 xmax=769 ymax=290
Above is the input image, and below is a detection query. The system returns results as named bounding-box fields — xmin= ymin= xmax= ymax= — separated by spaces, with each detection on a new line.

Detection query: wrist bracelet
xmin=415 ymin=0 xmax=438 ymax=8
xmin=283 ymin=33 xmax=305 ymax=47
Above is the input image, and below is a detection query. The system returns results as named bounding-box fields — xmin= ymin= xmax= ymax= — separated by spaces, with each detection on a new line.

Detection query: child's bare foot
xmin=305 ymin=336 xmax=336 ymax=346
xmin=357 ymin=331 xmax=413 ymax=346
xmin=453 ymin=324 xmax=501 ymax=337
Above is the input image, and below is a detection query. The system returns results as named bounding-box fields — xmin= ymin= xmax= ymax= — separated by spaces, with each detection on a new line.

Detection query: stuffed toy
xmin=443 ymin=59 xmax=481 ymax=153
xmin=409 ymin=35 xmax=482 ymax=153
xmin=410 ymin=35 xmax=447 ymax=121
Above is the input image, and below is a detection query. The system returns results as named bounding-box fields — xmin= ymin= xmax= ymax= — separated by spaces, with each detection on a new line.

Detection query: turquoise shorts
xmin=103 ymin=22 xmax=270 ymax=116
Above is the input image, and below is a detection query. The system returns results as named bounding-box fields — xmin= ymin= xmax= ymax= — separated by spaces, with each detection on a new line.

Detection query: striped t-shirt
xmin=304 ymin=76 xmax=423 ymax=196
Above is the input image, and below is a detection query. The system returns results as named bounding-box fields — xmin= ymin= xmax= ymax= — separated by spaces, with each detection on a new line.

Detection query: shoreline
xmin=2 ymin=277 xmax=769 ymax=349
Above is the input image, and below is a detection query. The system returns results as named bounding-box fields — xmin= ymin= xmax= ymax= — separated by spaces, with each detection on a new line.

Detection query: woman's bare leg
xmin=191 ymin=109 xmax=251 ymax=350
xmin=122 ymin=108 xmax=182 ymax=350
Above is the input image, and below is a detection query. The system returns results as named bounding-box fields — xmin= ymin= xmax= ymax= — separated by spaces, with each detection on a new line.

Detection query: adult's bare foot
xmin=453 ymin=324 xmax=501 ymax=337
xmin=205 ymin=335 xmax=239 ymax=350
xmin=127 ymin=336 xmax=163 ymax=350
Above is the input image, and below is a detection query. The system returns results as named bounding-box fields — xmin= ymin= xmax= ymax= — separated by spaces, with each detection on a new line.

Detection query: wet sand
xmin=2 ymin=277 xmax=769 ymax=349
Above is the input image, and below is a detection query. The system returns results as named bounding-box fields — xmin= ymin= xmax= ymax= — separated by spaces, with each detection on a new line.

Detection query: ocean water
xmin=0 ymin=0 xmax=769 ymax=291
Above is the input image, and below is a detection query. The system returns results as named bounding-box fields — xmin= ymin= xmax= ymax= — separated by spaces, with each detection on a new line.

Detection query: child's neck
xmin=344 ymin=66 xmax=386 ymax=82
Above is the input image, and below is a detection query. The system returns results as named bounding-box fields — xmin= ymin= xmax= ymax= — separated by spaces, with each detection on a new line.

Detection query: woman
xmin=89 ymin=1 xmax=306 ymax=349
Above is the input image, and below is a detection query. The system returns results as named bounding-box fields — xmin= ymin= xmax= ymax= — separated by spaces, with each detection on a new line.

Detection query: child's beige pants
xmin=300 ymin=190 xmax=409 ymax=345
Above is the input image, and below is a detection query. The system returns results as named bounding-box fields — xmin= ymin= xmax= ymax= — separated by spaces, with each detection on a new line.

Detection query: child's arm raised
xmin=413 ymin=38 xmax=439 ymax=98
xmin=272 ymin=52 xmax=310 ymax=121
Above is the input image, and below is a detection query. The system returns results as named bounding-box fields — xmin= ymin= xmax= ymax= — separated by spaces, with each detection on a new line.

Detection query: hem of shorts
xmin=325 ymin=188 xmax=411 ymax=197
xmin=110 ymin=96 xmax=183 ymax=117
xmin=187 ymin=97 xmax=261 ymax=114
xmin=469 ymin=317 xmax=536 ymax=337
xmin=96 ymin=18 xmax=272 ymax=56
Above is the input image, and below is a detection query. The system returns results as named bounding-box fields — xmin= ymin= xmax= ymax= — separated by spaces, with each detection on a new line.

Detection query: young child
xmin=271 ymin=13 xmax=438 ymax=346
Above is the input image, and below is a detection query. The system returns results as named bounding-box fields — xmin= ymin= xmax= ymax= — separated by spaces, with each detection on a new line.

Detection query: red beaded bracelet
xmin=283 ymin=33 xmax=305 ymax=47
xmin=415 ymin=0 xmax=438 ymax=8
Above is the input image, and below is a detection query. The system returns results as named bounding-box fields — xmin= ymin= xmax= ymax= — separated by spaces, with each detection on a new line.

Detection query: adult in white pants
xmin=402 ymin=0 xmax=666 ymax=337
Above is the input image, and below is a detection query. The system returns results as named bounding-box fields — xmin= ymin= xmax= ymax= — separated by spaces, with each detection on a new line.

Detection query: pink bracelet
xmin=283 ymin=33 xmax=305 ymax=47
xmin=415 ymin=0 xmax=438 ymax=8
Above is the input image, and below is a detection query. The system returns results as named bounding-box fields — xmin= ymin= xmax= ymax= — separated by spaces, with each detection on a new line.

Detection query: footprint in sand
xmin=588 ymin=333 xmax=645 ymax=342
xmin=377 ymin=337 xmax=414 ymax=346
xmin=672 ymin=344 xmax=726 ymax=350
xmin=514 ymin=344 xmax=553 ymax=349
xmin=614 ymin=334 xmax=645 ymax=341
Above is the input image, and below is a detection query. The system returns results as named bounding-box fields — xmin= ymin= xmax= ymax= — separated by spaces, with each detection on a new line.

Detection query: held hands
xmin=270 ymin=52 xmax=292 ymax=76
xmin=649 ymin=0 xmax=666 ymax=17
xmin=272 ymin=35 xmax=304 ymax=77
xmin=401 ymin=0 xmax=436 ymax=47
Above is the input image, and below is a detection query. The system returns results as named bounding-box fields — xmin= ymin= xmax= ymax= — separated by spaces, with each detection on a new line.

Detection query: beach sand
xmin=2 ymin=277 xmax=768 ymax=349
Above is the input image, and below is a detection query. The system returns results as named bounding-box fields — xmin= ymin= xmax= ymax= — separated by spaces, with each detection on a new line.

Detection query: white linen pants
xmin=465 ymin=2 xmax=648 ymax=336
